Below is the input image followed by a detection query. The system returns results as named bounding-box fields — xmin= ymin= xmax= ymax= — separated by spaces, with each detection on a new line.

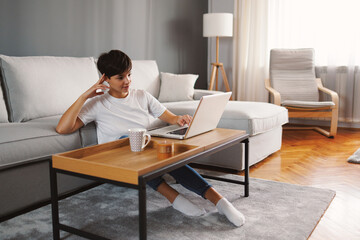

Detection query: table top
xmin=52 ymin=128 xmax=247 ymax=185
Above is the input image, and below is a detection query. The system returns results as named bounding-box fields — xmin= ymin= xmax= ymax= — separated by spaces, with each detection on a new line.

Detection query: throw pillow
xmin=158 ymin=72 xmax=198 ymax=102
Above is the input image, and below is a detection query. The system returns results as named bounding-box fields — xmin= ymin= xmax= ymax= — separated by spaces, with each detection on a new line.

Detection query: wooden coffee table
xmin=50 ymin=128 xmax=249 ymax=240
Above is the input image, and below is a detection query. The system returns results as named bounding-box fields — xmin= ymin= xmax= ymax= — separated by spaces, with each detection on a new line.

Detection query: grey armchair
xmin=265 ymin=48 xmax=339 ymax=137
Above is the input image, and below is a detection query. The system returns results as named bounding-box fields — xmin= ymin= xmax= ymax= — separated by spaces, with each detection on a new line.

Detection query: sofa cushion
xmin=131 ymin=60 xmax=161 ymax=99
xmin=0 ymin=115 xmax=81 ymax=168
xmin=163 ymin=101 xmax=288 ymax=136
xmin=0 ymin=55 xmax=99 ymax=122
xmin=0 ymin=86 xmax=8 ymax=122
xmin=158 ymin=72 xmax=198 ymax=102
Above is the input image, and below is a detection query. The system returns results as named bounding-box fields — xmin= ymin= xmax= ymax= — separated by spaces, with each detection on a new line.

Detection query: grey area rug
xmin=348 ymin=148 xmax=360 ymax=163
xmin=0 ymin=174 xmax=335 ymax=240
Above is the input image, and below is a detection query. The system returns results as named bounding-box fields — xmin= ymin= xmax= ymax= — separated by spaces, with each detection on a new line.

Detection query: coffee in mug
xmin=157 ymin=140 xmax=174 ymax=160
xmin=128 ymin=128 xmax=151 ymax=152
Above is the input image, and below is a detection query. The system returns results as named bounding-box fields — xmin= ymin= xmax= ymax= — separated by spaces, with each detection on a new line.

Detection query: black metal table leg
xmin=50 ymin=161 xmax=60 ymax=240
xmin=138 ymin=177 xmax=147 ymax=240
xmin=244 ymin=139 xmax=249 ymax=197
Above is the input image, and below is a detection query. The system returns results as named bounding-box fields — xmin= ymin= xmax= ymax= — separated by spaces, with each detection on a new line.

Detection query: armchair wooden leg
xmin=285 ymin=125 xmax=333 ymax=138
xmin=284 ymin=124 xmax=337 ymax=138
xmin=329 ymin=108 xmax=338 ymax=137
xmin=313 ymin=127 xmax=332 ymax=138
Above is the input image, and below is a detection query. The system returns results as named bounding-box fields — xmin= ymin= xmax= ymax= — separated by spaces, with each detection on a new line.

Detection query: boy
xmin=56 ymin=50 xmax=245 ymax=227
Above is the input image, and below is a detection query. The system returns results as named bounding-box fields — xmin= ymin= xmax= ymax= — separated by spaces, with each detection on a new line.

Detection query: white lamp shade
xmin=203 ymin=13 xmax=233 ymax=37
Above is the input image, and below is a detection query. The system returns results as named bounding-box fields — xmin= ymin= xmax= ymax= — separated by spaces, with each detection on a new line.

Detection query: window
xmin=268 ymin=0 xmax=360 ymax=66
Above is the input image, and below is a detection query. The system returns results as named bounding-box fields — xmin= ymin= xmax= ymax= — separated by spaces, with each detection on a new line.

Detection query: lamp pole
xmin=209 ymin=36 xmax=231 ymax=98
xmin=216 ymin=36 xmax=219 ymax=63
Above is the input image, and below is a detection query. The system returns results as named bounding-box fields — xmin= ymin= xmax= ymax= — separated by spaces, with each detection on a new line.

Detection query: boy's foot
xmin=216 ymin=198 xmax=245 ymax=227
xmin=172 ymin=194 xmax=206 ymax=216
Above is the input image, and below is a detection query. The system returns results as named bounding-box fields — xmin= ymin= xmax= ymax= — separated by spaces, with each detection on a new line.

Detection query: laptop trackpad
xmin=167 ymin=127 xmax=188 ymax=135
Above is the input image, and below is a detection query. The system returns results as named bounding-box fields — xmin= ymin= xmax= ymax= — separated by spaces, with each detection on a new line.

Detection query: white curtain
xmin=233 ymin=0 xmax=360 ymax=123
xmin=232 ymin=0 xmax=269 ymax=102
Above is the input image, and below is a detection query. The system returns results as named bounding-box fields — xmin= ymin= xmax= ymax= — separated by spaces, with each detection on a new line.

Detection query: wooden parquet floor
xmin=249 ymin=128 xmax=360 ymax=240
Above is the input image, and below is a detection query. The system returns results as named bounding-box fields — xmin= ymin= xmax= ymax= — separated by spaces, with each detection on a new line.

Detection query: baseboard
xmin=289 ymin=119 xmax=360 ymax=129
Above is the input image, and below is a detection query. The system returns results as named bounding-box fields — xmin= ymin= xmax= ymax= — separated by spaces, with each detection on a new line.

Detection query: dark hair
xmin=97 ymin=50 xmax=132 ymax=78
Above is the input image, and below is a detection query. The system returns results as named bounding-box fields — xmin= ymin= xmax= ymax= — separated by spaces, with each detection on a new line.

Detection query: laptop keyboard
xmin=168 ymin=127 xmax=188 ymax=135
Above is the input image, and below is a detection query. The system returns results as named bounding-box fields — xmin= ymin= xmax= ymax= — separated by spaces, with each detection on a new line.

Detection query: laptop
xmin=149 ymin=92 xmax=232 ymax=139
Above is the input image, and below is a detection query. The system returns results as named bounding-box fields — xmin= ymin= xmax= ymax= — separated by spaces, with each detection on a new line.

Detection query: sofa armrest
xmin=193 ymin=89 xmax=224 ymax=100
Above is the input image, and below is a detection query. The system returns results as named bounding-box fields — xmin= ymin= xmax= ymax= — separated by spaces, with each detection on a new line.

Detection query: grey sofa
xmin=0 ymin=55 xmax=288 ymax=221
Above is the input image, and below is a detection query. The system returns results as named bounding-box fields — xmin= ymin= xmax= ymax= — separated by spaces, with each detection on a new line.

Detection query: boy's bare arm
xmin=55 ymin=96 xmax=87 ymax=134
xmin=56 ymin=74 xmax=109 ymax=134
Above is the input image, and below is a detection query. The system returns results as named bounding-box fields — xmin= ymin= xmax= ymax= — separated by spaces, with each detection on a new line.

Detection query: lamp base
xmin=209 ymin=62 xmax=232 ymax=99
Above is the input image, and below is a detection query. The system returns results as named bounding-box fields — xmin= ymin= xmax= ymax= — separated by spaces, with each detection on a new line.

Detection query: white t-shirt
xmin=78 ymin=89 xmax=166 ymax=144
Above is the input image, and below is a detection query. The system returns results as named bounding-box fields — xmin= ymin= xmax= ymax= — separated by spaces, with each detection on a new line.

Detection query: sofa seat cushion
xmin=163 ymin=101 xmax=288 ymax=136
xmin=0 ymin=115 xmax=81 ymax=169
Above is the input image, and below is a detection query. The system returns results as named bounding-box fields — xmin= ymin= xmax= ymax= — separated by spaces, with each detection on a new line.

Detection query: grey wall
xmin=0 ymin=0 xmax=208 ymax=89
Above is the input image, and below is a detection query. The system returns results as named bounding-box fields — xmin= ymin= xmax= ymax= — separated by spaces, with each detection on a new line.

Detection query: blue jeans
xmin=147 ymin=165 xmax=211 ymax=198
xmin=118 ymin=136 xmax=211 ymax=198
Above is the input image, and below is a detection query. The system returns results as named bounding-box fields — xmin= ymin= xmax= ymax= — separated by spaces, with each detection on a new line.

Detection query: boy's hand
xmin=82 ymin=74 xmax=110 ymax=99
xmin=158 ymin=110 xmax=192 ymax=126
xmin=176 ymin=115 xmax=192 ymax=126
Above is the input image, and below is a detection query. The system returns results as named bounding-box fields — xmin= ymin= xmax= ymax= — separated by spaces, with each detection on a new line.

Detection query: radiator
xmin=313 ymin=66 xmax=360 ymax=123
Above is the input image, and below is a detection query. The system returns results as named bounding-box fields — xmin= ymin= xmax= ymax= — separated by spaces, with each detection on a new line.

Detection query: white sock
xmin=216 ymin=198 xmax=245 ymax=227
xmin=172 ymin=195 xmax=206 ymax=216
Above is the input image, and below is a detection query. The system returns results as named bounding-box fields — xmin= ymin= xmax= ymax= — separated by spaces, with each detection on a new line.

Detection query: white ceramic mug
xmin=128 ymin=128 xmax=151 ymax=152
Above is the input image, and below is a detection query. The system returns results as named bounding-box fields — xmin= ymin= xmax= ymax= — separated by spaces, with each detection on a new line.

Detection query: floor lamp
xmin=203 ymin=13 xmax=233 ymax=94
